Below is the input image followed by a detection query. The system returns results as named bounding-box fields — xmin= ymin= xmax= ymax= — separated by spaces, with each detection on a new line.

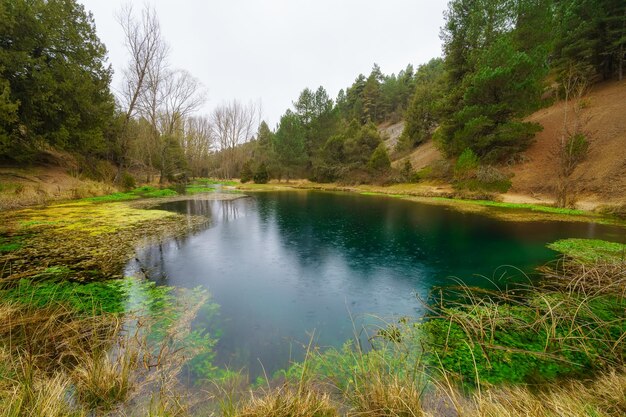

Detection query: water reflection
xmin=126 ymin=192 xmax=625 ymax=378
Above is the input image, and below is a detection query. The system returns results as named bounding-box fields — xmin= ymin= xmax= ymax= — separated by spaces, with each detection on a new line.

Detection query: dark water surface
xmin=126 ymin=191 xmax=625 ymax=377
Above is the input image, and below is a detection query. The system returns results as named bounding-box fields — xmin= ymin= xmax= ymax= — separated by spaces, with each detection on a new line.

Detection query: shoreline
xmin=235 ymin=180 xmax=626 ymax=227
xmin=0 ymin=192 xmax=245 ymax=283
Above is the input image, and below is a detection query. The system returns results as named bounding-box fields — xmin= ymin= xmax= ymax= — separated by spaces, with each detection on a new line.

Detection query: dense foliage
xmin=0 ymin=0 xmax=114 ymax=158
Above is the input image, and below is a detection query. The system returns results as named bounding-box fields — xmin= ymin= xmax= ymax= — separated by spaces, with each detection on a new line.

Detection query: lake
xmin=125 ymin=191 xmax=625 ymax=377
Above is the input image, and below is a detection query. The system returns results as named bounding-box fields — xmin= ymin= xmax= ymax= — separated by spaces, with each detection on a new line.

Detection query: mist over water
xmin=126 ymin=192 xmax=624 ymax=377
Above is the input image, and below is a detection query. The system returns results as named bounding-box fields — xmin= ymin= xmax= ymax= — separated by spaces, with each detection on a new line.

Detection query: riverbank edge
xmin=235 ymin=180 xmax=626 ymax=227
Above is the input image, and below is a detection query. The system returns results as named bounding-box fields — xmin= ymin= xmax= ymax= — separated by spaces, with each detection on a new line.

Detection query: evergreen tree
xmin=273 ymin=110 xmax=306 ymax=180
xmin=437 ymin=36 xmax=545 ymax=161
xmin=362 ymin=64 xmax=383 ymax=123
xmin=399 ymin=58 xmax=446 ymax=149
xmin=0 ymin=0 xmax=114 ymax=157
xmin=368 ymin=143 xmax=391 ymax=173
xmin=253 ymin=161 xmax=269 ymax=184
xmin=240 ymin=160 xmax=253 ymax=183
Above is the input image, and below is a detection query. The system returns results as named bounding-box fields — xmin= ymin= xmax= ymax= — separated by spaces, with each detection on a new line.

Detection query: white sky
xmin=78 ymin=0 xmax=448 ymax=127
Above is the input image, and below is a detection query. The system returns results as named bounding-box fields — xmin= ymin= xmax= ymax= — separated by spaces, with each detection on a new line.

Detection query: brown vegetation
xmin=512 ymin=80 xmax=626 ymax=205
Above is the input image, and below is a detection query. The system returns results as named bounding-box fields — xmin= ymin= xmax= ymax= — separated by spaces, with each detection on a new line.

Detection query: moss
xmin=82 ymin=186 xmax=179 ymax=202
xmin=0 ymin=242 xmax=21 ymax=252
xmin=142 ymin=188 xmax=177 ymax=198
xmin=15 ymin=201 xmax=175 ymax=236
xmin=83 ymin=192 xmax=140 ymax=202
xmin=0 ymin=197 xmax=205 ymax=282
xmin=548 ymin=239 xmax=626 ymax=263
xmin=186 ymin=185 xmax=217 ymax=194
xmin=192 ymin=179 xmax=239 ymax=187
xmin=0 ymin=277 xmax=130 ymax=314
xmin=420 ymin=290 xmax=626 ymax=385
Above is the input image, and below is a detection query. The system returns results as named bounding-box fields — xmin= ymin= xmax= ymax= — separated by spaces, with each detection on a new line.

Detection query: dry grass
xmin=235 ymin=385 xmax=338 ymax=417
xmin=348 ymin=373 xmax=425 ymax=417
xmin=0 ymin=176 xmax=116 ymax=211
xmin=0 ymin=285 xmax=209 ymax=416
xmin=462 ymin=369 xmax=626 ymax=417
xmin=0 ymin=372 xmax=83 ymax=417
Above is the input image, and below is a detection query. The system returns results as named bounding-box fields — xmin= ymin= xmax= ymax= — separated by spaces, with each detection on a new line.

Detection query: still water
xmin=126 ymin=191 xmax=624 ymax=377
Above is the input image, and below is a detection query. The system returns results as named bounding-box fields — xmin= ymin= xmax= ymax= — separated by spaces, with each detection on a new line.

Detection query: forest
xmin=1 ymin=0 xmax=625 ymax=190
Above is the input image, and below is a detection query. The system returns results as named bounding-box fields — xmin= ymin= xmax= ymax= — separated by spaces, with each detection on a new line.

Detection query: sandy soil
xmin=392 ymin=140 xmax=444 ymax=171
xmin=510 ymin=80 xmax=626 ymax=205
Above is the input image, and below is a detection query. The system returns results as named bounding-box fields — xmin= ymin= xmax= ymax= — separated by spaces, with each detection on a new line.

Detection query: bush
xmin=120 ymin=172 xmax=136 ymax=191
xmin=253 ymin=162 xmax=269 ymax=184
xmin=368 ymin=144 xmax=391 ymax=173
xmin=417 ymin=159 xmax=452 ymax=181
xmin=455 ymin=165 xmax=512 ymax=193
xmin=310 ymin=164 xmax=343 ymax=183
xmin=400 ymin=160 xmax=413 ymax=182
xmin=454 ymin=148 xmax=479 ymax=180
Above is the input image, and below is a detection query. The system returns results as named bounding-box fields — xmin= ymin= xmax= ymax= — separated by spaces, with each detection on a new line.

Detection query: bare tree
xmin=116 ymin=3 xmax=168 ymax=179
xmin=151 ymin=69 xmax=206 ymax=182
xmin=181 ymin=116 xmax=214 ymax=177
xmin=159 ymin=69 xmax=206 ymax=136
xmin=118 ymin=4 xmax=168 ymax=123
xmin=210 ymin=100 xmax=260 ymax=178
xmin=554 ymin=67 xmax=591 ymax=208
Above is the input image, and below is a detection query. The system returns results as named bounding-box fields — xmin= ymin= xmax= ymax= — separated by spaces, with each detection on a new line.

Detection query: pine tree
xmin=273 ymin=110 xmax=306 ymax=181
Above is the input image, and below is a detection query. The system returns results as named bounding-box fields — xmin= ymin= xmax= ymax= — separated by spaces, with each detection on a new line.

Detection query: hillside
xmin=0 ymin=152 xmax=115 ymax=210
xmin=510 ymin=80 xmax=626 ymax=205
xmin=385 ymin=80 xmax=626 ymax=209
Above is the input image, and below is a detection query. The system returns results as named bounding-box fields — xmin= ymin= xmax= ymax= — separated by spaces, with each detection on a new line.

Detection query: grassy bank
xmin=0 ymin=187 xmax=242 ymax=415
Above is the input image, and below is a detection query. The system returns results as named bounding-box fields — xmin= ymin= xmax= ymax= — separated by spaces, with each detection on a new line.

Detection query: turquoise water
xmin=126 ymin=191 xmax=625 ymax=377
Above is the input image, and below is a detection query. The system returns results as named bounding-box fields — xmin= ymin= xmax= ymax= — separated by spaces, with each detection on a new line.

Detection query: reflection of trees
xmin=264 ymin=193 xmax=439 ymax=277
xmin=219 ymin=200 xmax=241 ymax=223
xmin=132 ymin=198 xmax=248 ymax=285
xmin=262 ymin=192 xmax=624 ymax=283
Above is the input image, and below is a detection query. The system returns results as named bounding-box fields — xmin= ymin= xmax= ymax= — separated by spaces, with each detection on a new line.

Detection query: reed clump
xmin=235 ymin=385 xmax=338 ymax=417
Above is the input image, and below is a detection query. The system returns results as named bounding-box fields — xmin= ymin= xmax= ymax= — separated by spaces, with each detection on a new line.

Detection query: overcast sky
xmin=78 ymin=0 xmax=448 ymax=127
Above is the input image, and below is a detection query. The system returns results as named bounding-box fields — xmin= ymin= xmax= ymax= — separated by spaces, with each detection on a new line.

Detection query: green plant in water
xmin=0 ymin=277 xmax=130 ymax=314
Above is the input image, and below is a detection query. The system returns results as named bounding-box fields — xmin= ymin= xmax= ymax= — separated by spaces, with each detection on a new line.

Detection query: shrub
xmin=253 ymin=162 xmax=269 ymax=184
xmin=400 ymin=160 xmax=414 ymax=182
xmin=368 ymin=144 xmax=391 ymax=173
xmin=418 ymin=159 xmax=452 ymax=181
xmin=120 ymin=172 xmax=136 ymax=191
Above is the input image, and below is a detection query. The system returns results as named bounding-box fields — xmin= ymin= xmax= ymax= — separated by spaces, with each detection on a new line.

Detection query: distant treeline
xmin=0 ymin=0 xmax=624 ymax=184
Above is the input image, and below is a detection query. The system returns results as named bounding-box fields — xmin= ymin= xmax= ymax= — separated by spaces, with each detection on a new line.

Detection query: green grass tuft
xmin=548 ymin=239 xmax=626 ymax=263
